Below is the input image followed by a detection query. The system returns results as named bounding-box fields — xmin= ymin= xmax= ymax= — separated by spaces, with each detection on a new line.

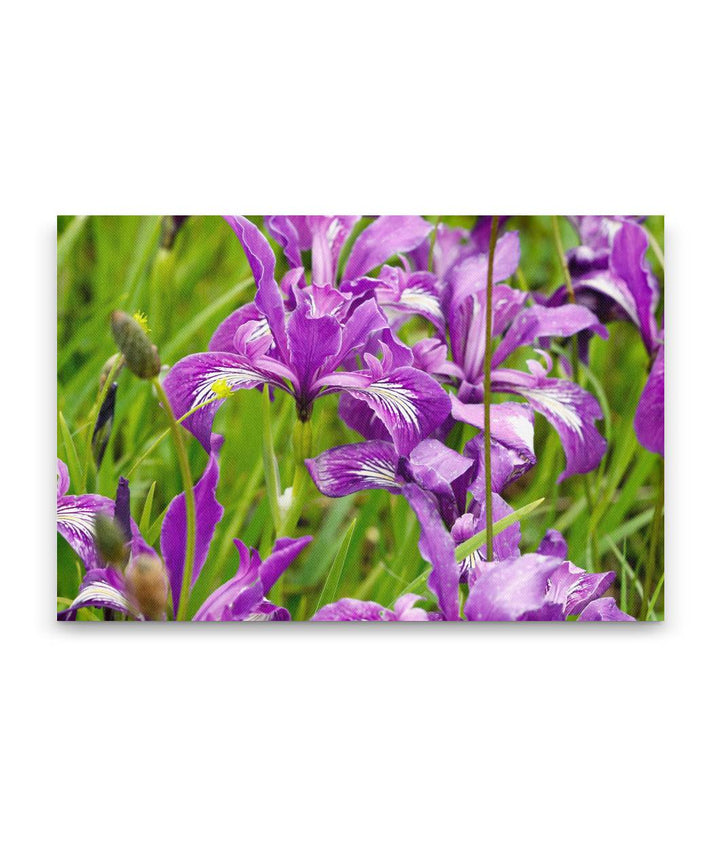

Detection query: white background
xmin=2 ymin=1 xmax=718 ymax=853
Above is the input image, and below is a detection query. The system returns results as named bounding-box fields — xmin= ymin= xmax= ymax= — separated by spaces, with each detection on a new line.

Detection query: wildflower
xmin=58 ymin=436 xmax=311 ymax=621
xmin=163 ymin=216 xmax=450 ymax=456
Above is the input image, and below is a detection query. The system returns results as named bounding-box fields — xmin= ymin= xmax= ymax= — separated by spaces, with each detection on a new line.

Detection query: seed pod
xmin=125 ymin=555 xmax=169 ymax=621
xmin=94 ymin=512 xmax=130 ymax=567
xmin=110 ymin=310 xmax=161 ymax=379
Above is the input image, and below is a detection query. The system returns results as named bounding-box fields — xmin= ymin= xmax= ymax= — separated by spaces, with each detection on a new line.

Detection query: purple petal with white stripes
xmin=306 ymin=440 xmax=401 ymax=497
xmin=492 ymin=367 xmax=606 ymax=481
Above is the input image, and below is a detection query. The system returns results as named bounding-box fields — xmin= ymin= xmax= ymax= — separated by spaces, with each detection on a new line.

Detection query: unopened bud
xmin=99 ymin=353 xmax=124 ymax=391
xmin=110 ymin=310 xmax=161 ymax=379
xmin=94 ymin=512 xmax=130 ymax=567
xmin=125 ymin=554 xmax=169 ymax=620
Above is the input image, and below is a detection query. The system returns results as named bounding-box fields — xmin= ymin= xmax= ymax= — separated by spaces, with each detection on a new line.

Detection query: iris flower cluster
xmin=58 ymin=214 xmax=664 ymax=621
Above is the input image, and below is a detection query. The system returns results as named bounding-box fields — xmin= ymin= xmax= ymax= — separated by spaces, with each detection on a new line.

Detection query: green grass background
xmin=57 ymin=215 xmax=664 ymax=620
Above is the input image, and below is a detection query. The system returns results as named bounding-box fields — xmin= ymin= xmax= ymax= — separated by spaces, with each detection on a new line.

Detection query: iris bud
xmin=99 ymin=353 xmax=124 ymax=391
xmin=110 ymin=310 xmax=161 ymax=379
xmin=125 ymin=555 xmax=169 ymax=621
xmin=94 ymin=512 xmax=130 ymax=567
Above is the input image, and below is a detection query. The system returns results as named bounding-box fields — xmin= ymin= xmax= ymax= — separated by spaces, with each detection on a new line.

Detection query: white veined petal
xmin=364 ymin=380 xmax=420 ymax=431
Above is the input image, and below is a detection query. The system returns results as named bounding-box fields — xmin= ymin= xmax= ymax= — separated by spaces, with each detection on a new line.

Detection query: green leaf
xmin=58 ymin=411 xmax=84 ymax=493
xmin=139 ymin=481 xmax=157 ymax=539
xmin=315 ymin=519 xmax=357 ymax=613
xmin=454 ymin=497 xmax=545 ymax=562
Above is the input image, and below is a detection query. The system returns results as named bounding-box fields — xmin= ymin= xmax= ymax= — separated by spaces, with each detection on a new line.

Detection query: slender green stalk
xmin=126 ymin=392 xmax=229 ymax=478
xmin=279 ymin=419 xmax=313 ymax=538
xmin=483 ymin=216 xmax=499 ymax=561
xmin=152 ymin=378 xmax=196 ymax=621
xmin=261 ymin=386 xmax=283 ymax=533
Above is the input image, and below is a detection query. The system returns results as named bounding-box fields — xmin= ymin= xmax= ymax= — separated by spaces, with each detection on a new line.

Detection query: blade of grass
xmin=400 ymin=498 xmax=546 ymax=597
xmin=455 ymin=497 xmax=545 ymax=562
xmin=315 ymin=519 xmax=357 ymax=613
xmin=58 ymin=411 xmax=84 ymax=492
xmin=138 ymin=481 xmax=157 ymax=539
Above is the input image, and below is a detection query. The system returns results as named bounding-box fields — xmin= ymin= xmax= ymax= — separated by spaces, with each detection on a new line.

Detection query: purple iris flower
xmin=58 ymin=437 xmax=311 ymax=620
xmin=310 ymin=479 xmax=633 ymax=622
xmin=541 ymin=216 xmax=664 ymax=456
xmin=57 ymin=459 xmax=115 ymax=571
xmin=340 ymin=222 xmax=610 ymax=481
xmin=163 ymin=216 xmax=451 ymax=456
xmin=306 ymin=402 xmax=540 ymax=612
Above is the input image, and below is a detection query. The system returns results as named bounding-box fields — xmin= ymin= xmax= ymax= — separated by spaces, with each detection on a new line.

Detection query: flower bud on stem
xmin=125 ymin=554 xmax=169 ymax=621
xmin=110 ymin=310 xmax=161 ymax=379
xmin=93 ymin=512 xmax=130 ymax=568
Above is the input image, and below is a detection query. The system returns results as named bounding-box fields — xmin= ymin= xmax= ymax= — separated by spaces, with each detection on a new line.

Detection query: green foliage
xmin=57 ymin=215 xmax=664 ymax=619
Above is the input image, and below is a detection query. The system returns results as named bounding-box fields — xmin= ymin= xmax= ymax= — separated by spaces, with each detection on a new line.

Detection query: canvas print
xmin=57 ymin=215 xmax=664 ymax=622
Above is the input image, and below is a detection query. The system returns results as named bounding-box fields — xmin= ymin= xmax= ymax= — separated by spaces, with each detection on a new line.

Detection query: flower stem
xmin=261 ymin=385 xmax=284 ymax=534
xmin=279 ymin=419 xmax=313 ymax=538
xmin=484 ymin=216 xmax=499 ymax=561
xmin=152 ymin=378 xmax=196 ymax=621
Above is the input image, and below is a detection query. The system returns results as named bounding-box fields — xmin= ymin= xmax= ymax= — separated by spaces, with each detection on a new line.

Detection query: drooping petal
xmin=453 ymin=400 xmax=536 ymax=493
xmin=609 ymin=221 xmax=659 ymax=353
xmin=163 ymin=351 xmax=291 ymax=451
xmin=343 ymin=216 xmax=433 ymax=281
xmin=464 ymin=554 xmax=565 ymax=621
xmin=537 ymin=529 xmax=568 ymax=559
xmin=265 ymin=215 xmax=307 ymax=269
xmin=577 ymin=597 xmax=636 ymax=621
xmin=311 ymin=598 xmax=394 ymax=621
xmin=57 ymin=493 xmax=115 ymax=570
xmin=403 ymin=483 xmax=460 ymax=621
xmin=208 ymin=303 xmax=267 ymax=353
xmin=57 ymin=459 xmax=70 ymax=498
xmin=337 ymin=394 xmax=393 ymax=443
xmin=306 ymin=440 xmax=401 ymax=497
xmin=492 ymin=303 xmax=608 ymax=368
xmin=406 ymin=438 xmax=474 ymax=522
xmin=57 ymin=568 xmax=141 ymax=621
xmin=492 ymin=367 xmax=606 ymax=481
xmin=634 ymin=345 xmax=664 ymax=456
xmin=326 ymin=366 xmax=451 ymax=457
xmin=161 ymin=434 xmax=224 ymax=617
xmin=545 ymin=561 xmax=615 ymax=617
xmin=223 ymin=216 xmax=289 ymax=357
